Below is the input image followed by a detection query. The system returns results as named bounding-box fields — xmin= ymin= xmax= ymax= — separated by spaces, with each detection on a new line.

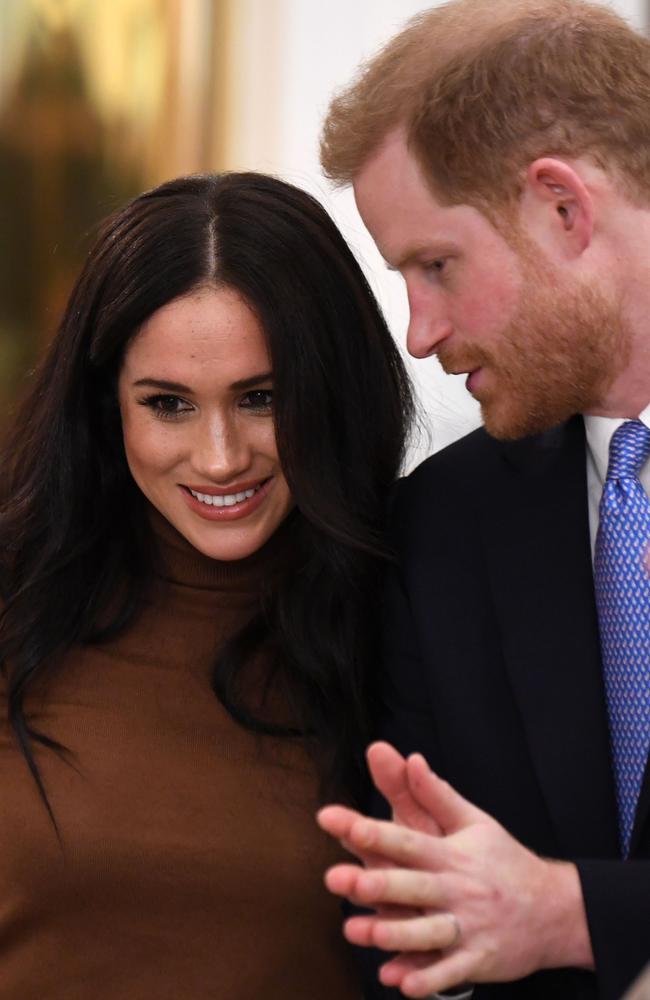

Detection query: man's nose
xmin=406 ymin=311 xmax=453 ymax=359
xmin=404 ymin=282 xmax=453 ymax=359
xmin=193 ymin=415 xmax=251 ymax=482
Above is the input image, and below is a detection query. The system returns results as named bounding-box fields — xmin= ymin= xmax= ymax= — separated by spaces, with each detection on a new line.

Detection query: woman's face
xmin=118 ymin=285 xmax=294 ymax=561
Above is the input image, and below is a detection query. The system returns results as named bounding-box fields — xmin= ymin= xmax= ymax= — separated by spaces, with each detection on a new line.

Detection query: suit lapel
xmin=479 ymin=417 xmax=620 ymax=858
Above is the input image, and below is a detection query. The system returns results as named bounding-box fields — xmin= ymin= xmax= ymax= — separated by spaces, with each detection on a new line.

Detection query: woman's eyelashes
xmin=138 ymin=394 xmax=193 ymax=420
xmin=239 ymin=389 xmax=273 ymax=413
xmin=137 ymin=388 xmax=273 ymax=421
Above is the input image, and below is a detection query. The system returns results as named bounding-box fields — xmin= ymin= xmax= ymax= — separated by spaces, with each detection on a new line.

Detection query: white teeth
xmin=189 ymin=485 xmax=260 ymax=507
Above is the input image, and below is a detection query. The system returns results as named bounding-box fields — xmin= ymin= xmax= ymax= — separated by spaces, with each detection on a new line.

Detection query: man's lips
xmin=440 ymin=364 xmax=483 ymax=390
xmin=439 ymin=353 xmax=491 ymax=396
xmin=465 ymin=369 xmax=483 ymax=394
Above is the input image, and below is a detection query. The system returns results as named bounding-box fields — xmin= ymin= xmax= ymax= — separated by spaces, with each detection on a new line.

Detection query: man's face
xmin=353 ymin=128 xmax=629 ymax=439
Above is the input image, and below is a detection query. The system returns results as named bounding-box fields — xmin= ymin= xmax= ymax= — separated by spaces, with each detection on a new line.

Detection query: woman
xmin=0 ymin=172 xmax=414 ymax=998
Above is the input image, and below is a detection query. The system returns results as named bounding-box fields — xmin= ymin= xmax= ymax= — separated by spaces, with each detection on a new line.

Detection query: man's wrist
xmin=538 ymin=860 xmax=595 ymax=970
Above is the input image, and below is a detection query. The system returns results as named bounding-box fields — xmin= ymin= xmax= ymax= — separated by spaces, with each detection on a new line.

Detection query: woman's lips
xmin=179 ymin=478 xmax=272 ymax=521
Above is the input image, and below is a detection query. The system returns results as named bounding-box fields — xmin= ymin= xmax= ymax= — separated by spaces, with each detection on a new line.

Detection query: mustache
xmin=437 ymin=343 xmax=496 ymax=374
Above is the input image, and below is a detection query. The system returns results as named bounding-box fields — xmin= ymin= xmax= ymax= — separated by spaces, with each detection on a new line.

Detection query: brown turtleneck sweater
xmin=0 ymin=514 xmax=361 ymax=999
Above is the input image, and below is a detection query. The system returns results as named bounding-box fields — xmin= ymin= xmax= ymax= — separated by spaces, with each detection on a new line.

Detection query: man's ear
xmin=518 ymin=158 xmax=593 ymax=259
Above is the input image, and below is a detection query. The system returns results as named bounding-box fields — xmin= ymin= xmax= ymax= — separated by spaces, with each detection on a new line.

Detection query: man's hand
xmin=366 ymin=741 xmax=442 ymax=836
xmin=317 ymin=745 xmax=594 ymax=998
xmin=338 ymin=740 xmax=441 ymax=919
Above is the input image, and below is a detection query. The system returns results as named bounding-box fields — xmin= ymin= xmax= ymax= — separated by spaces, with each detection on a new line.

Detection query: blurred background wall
xmin=0 ymin=0 xmax=647 ymax=466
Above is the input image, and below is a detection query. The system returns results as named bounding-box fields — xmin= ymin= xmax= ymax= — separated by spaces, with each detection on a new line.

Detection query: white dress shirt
xmin=584 ymin=402 xmax=650 ymax=559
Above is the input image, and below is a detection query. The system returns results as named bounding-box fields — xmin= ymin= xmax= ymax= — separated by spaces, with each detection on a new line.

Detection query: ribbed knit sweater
xmin=0 ymin=513 xmax=361 ymax=999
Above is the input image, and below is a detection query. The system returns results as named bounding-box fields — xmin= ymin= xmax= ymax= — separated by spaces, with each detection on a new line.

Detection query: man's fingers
xmin=399 ymin=949 xmax=476 ymax=999
xmin=345 ymin=911 xmax=461 ymax=952
xmin=317 ymin=806 xmax=390 ymax=867
xmin=324 ymin=863 xmax=364 ymax=899
xmin=340 ymin=836 xmax=389 ymax=868
xmin=325 ymin=864 xmax=445 ymax=909
xmin=343 ymin=905 xmax=426 ymax=946
xmin=366 ymin=742 xmax=407 ymax=799
xmin=407 ymin=753 xmax=485 ymax=833
xmin=340 ymin=813 xmax=445 ymax=869
xmin=378 ymin=951 xmax=437 ymax=988
xmin=366 ymin=742 xmax=442 ymax=834
xmin=316 ymin=804 xmax=362 ymax=839
xmin=366 ymin=741 xmax=413 ymax=826
xmin=379 ymin=949 xmax=474 ymax=999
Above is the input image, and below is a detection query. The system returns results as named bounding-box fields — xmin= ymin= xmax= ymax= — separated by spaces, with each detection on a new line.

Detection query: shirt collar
xmin=584 ymin=402 xmax=650 ymax=486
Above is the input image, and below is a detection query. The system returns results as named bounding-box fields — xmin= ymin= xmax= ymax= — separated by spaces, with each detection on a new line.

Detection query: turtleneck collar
xmin=147 ymin=504 xmax=299 ymax=593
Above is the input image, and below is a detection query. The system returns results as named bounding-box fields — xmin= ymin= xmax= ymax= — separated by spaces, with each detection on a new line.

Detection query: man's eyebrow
xmin=386 ymin=241 xmax=460 ymax=272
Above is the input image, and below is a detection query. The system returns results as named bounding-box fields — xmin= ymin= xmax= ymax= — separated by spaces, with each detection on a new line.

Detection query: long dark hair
xmin=0 ymin=172 xmax=414 ymax=815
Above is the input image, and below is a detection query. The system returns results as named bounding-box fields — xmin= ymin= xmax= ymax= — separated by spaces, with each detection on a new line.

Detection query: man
xmin=316 ymin=1 xmax=650 ymax=998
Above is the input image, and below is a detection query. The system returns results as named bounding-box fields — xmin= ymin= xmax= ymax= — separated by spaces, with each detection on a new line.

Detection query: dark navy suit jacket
xmin=363 ymin=416 xmax=650 ymax=1000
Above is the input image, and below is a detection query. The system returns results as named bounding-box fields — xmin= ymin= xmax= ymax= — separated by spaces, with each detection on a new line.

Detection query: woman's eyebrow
xmin=133 ymin=378 xmax=193 ymax=393
xmin=229 ymin=372 xmax=273 ymax=390
xmin=132 ymin=373 xmax=273 ymax=392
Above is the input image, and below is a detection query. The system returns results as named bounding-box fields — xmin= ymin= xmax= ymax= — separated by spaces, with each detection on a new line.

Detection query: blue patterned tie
xmin=594 ymin=419 xmax=650 ymax=856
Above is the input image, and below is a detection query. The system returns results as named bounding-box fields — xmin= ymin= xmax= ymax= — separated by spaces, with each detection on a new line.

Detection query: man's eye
xmin=139 ymin=394 xmax=193 ymax=420
xmin=240 ymin=389 xmax=273 ymax=412
xmin=426 ymin=258 xmax=446 ymax=273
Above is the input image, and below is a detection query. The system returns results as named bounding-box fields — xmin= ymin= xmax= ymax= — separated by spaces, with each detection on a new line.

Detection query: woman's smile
xmin=180 ymin=477 xmax=273 ymax=520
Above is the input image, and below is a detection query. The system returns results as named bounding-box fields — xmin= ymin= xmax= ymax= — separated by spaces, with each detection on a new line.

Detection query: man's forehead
xmin=353 ymin=126 xmax=414 ymax=193
xmin=353 ymin=159 xmax=485 ymax=267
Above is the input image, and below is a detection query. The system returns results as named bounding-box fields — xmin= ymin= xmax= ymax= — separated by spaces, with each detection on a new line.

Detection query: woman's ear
xmin=518 ymin=157 xmax=594 ymax=259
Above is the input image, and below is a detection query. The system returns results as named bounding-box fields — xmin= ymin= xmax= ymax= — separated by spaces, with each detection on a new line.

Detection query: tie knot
xmin=606 ymin=420 xmax=650 ymax=481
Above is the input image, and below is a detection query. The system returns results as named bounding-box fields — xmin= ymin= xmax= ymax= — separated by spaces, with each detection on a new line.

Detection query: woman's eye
xmin=139 ymin=394 xmax=193 ymax=420
xmin=240 ymin=389 xmax=273 ymax=412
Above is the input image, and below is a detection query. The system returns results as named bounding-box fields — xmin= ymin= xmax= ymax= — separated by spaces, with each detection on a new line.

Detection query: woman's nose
xmin=191 ymin=415 xmax=251 ymax=482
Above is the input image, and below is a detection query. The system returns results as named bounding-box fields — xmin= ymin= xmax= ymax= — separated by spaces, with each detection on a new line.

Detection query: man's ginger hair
xmin=321 ymin=0 xmax=650 ymax=209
